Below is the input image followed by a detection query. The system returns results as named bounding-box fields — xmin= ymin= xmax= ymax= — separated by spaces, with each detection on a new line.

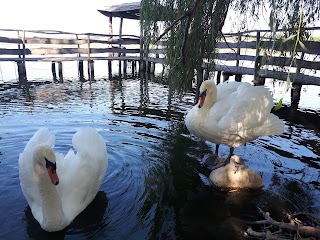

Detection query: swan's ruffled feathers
xmin=186 ymin=81 xmax=284 ymax=148
xmin=57 ymin=127 xmax=108 ymax=221
xmin=209 ymin=84 xmax=283 ymax=144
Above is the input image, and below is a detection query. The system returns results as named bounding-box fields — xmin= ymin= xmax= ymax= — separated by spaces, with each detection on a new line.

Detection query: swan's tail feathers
xmin=24 ymin=127 xmax=55 ymax=152
xmin=260 ymin=114 xmax=285 ymax=136
xmin=72 ymin=127 xmax=107 ymax=160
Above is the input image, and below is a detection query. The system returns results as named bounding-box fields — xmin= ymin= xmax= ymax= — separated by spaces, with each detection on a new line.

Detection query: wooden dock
xmin=0 ymin=28 xmax=158 ymax=83
xmin=0 ymin=1 xmax=319 ymax=94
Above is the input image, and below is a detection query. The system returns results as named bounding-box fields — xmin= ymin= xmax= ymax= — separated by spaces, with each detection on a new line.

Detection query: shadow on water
xmin=23 ymin=191 xmax=108 ymax=240
xmin=0 ymin=75 xmax=319 ymax=240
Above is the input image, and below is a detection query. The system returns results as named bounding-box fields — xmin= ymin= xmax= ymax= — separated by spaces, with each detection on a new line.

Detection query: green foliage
xmin=141 ymin=0 xmax=231 ymax=94
xmin=141 ymin=0 xmax=320 ymax=95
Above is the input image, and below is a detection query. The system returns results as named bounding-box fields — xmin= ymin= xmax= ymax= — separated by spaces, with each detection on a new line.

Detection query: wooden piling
xmin=150 ymin=63 xmax=155 ymax=74
xmin=216 ymin=71 xmax=221 ymax=84
xmin=146 ymin=61 xmax=152 ymax=73
xmin=290 ymin=53 xmax=305 ymax=108
xmin=58 ymin=61 xmax=63 ymax=82
xmin=89 ymin=60 xmax=94 ymax=80
xmin=108 ymin=60 xmax=112 ymax=79
xmin=222 ymin=72 xmax=232 ymax=82
xmin=291 ymin=83 xmax=302 ymax=109
xmin=78 ymin=60 xmax=84 ymax=81
xmin=204 ymin=68 xmax=209 ymax=80
xmin=17 ymin=61 xmax=27 ymax=85
xmin=51 ymin=62 xmax=57 ymax=81
xmin=139 ymin=21 xmax=144 ymax=72
xmin=235 ymin=74 xmax=242 ymax=82
xmin=139 ymin=61 xmax=146 ymax=72
xmin=253 ymin=76 xmax=266 ymax=86
xmin=132 ymin=61 xmax=136 ymax=76
xmin=254 ymin=31 xmax=261 ymax=80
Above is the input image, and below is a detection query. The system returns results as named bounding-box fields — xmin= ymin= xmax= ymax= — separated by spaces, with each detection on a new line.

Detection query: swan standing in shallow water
xmin=19 ymin=127 xmax=108 ymax=232
xmin=185 ymin=80 xmax=284 ymax=161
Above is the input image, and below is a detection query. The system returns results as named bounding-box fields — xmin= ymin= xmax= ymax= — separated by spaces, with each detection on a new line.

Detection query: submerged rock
xmin=208 ymin=155 xmax=263 ymax=190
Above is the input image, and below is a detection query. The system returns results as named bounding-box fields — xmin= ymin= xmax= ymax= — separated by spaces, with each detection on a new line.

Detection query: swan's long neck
xmin=33 ymin=147 xmax=67 ymax=231
xmin=201 ymin=82 xmax=217 ymax=111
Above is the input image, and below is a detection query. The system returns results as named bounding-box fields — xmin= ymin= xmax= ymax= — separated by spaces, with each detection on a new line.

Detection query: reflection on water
xmin=0 ymin=76 xmax=319 ymax=240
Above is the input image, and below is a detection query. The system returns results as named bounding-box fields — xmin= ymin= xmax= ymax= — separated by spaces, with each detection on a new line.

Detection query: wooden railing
xmin=146 ymin=27 xmax=320 ymax=86
xmin=1 ymin=28 xmax=320 ymax=86
xmin=203 ymin=27 xmax=320 ymax=86
xmin=0 ymin=29 xmax=142 ymax=62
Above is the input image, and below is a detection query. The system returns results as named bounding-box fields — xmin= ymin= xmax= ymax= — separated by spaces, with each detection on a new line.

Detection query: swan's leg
xmin=213 ymin=144 xmax=220 ymax=159
xmin=225 ymin=147 xmax=234 ymax=162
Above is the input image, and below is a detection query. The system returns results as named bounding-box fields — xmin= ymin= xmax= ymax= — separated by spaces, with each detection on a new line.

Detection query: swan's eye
xmin=45 ymin=158 xmax=57 ymax=171
xmin=200 ymin=89 xmax=207 ymax=97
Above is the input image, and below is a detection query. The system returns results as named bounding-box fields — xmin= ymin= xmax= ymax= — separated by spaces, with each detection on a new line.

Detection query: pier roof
xmin=98 ymin=2 xmax=140 ymax=20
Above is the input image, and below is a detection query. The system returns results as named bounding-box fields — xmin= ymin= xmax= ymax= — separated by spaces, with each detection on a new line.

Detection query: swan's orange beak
xmin=198 ymin=90 xmax=207 ymax=108
xmin=47 ymin=168 xmax=59 ymax=185
xmin=45 ymin=158 xmax=59 ymax=185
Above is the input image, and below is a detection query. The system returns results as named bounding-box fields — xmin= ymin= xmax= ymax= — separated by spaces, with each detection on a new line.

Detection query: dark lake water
xmin=0 ymin=76 xmax=319 ymax=240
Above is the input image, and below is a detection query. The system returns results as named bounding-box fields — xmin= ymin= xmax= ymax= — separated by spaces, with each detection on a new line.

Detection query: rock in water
xmin=208 ymin=155 xmax=263 ymax=190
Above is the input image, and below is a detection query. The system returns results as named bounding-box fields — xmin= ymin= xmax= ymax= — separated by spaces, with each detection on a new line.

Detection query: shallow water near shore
xmin=0 ymin=76 xmax=319 ymax=240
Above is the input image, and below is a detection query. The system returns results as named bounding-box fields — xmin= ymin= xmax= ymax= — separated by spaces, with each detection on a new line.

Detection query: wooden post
xmin=17 ymin=61 xmax=27 ymax=85
xmin=146 ymin=61 xmax=151 ymax=73
xmin=109 ymin=15 xmax=114 ymax=57
xmin=254 ymin=31 xmax=261 ymax=81
xmin=216 ymin=71 xmax=221 ymax=84
xmin=132 ymin=61 xmax=135 ymax=76
xmin=236 ymin=34 xmax=241 ymax=67
xmin=290 ymin=52 xmax=305 ymax=109
xmin=78 ymin=60 xmax=84 ymax=81
xmin=87 ymin=35 xmax=92 ymax=81
xmin=222 ymin=72 xmax=232 ymax=82
xmin=204 ymin=68 xmax=209 ymax=80
xmin=51 ymin=62 xmax=57 ymax=81
xmin=89 ymin=60 xmax=94 ymax=80
xmin=17 ymin=30 xmax=27 ymax=85
xmin=291 ymin=83 xmax=302 ymax=109
xmin=122 ymin=48 xmax=127 ymax=78
xmin=58 ymin=61 xmax=63 ymax=82
xmin=235 ymin=74 xmax=242 ymax=82
xmin=76 ymin=34 xmax=84 ymax=81
xmin=118 ymin=59 xmax=122 ymax=77
xmin=139 ymin=20 xmax=144 ymax=72
xmin=253 ymin=76 xmax=265 ymax=86
xmin=108 ymin=60 xmax=112 ymax=79
xmin=150 ymin=62 xmax=155 ymax=74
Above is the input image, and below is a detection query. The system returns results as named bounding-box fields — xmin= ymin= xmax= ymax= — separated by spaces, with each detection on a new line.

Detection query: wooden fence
xmin=1 ymin=27 xmax=320 ymax=87
xmin=0 ymin=29 xmax=147 ymax=83
xmin=146 ymin=27 xmax=320 ymax=86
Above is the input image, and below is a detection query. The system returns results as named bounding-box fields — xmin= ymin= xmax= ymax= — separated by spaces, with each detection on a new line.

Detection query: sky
xmin=0 ymin=0 xmax=141 ymax=34
xmin=0 ymin=0 xmax=273 ymax=35
xmin=1 ymin=1 xmax=319 ymax=35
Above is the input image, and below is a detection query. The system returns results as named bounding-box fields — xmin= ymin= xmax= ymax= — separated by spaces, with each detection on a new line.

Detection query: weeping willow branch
xmin=153 ymin=0 xmax=201 ymax=45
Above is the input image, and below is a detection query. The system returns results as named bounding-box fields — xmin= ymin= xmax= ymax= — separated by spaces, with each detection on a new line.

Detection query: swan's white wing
xmin=212 ymin=85 xmax=274 ymax=133
xmin=19 ymin=128 xmax=56 ymax=223
xmin=56 ymin=127 xmax=108 ymax=222
xmin=216 ymin=81 xmax=247 ymax=100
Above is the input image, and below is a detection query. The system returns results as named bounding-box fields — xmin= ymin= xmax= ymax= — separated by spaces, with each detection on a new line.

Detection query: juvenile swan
xmin=185 ymin=80 xmax=284 ymax=161
xmin=19 ymin=127 xmax=108 ymax=232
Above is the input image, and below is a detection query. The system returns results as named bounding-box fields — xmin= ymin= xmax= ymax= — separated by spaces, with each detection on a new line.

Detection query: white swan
xmin=185 ymin=80 xmax=284 ymax=161
xmin=19 ymin=127 xmax=108 ymax=232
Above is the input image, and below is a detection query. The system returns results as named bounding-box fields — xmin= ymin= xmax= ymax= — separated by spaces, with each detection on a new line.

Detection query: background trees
xmin=141 ymin=0 xmax=320 ymax=94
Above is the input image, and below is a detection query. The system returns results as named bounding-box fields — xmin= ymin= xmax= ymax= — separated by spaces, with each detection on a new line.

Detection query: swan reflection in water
xmin=23 ymin=191 xmax=108 ymax=240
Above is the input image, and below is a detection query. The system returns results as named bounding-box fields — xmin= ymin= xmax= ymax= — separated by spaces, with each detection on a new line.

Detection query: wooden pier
xmin=0 ymin=1 xmax=319 ymax=100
